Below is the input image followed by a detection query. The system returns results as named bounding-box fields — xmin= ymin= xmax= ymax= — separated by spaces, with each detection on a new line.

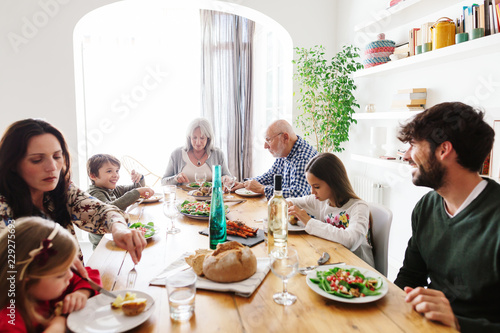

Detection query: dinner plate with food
xmin=306 ymin=264 xmax=388 ymax=303
xmin=140 ymin=194 xmax=162 ymax=203
xmin=67 ymin=290 xmax=155 ymax=333
xmin=105 ymin=222 xmax=158 ymax=241
xmin=188 ymin=189 xmax=212 ymax=201
xmin=287 ymin=215 xmax=306 ymax=231
xmin=235 ymin=188 xmax=262 ymax=197
xmin=179 ymin=200 xmax=228 ymax=220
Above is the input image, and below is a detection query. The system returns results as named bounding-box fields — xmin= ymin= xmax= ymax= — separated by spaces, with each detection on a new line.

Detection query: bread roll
xmin=202 ymin=241 xmax=257 ymax=283
xmin=289 ymin=215 xmax=299 ymax=225
xmin=121 ymin=298 xmax=147 ymax=316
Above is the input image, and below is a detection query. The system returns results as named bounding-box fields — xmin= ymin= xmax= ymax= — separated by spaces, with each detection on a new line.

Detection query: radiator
xmin=351 ymin=176 xmax=384 ymax=204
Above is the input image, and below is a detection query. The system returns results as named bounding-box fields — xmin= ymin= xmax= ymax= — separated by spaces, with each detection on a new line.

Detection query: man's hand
xmin=404 ymin=287 xmax=460 ymax=330
xmin=232 ymin=182 xmax=245 ymax=191
xmin=244 ymin=179 xmax=265 ymax=194
xmin=111 ymin=223 xmax=147 ymax=264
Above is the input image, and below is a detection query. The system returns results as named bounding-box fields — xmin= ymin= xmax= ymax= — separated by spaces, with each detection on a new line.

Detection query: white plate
xmin=67 ymin=289 xmax=155 ymax=333
xmin=306 ymin=265 xmax=388 ymax=304
xmin=235 ymin=189 xmax=262 ymax=197
xmin=188 ymin=190 xmax=211 ymax=201
xmin=180 ymin=211 xmax=209 ymax=220
xmin=141 ymin=194 xmax=162 ymax=203
xmin=288 ymin=221 xmax=306 ymax=231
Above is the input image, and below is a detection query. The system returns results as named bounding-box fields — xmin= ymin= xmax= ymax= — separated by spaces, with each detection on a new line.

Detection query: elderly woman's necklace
xmin=193 ymin=150 xmax=206 ymax=166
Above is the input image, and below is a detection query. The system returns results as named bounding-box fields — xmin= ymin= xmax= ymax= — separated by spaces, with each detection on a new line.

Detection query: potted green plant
xmin=293 ymin=45 xmax=363 ymax=153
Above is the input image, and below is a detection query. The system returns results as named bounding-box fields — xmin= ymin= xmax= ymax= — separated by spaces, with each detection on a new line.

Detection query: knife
xmin=71 ymin=268 xmax=118 ymax=299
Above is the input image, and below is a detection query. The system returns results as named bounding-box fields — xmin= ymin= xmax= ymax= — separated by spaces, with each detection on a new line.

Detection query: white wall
xmin=0 ymin=0 xmax=336 ymax=185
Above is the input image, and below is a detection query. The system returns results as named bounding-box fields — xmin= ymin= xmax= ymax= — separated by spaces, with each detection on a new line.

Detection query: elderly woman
xmin=0 ymin=119 xmax=146 ymax=264
xmin=162 ymin=118 xmax=231 ymax=185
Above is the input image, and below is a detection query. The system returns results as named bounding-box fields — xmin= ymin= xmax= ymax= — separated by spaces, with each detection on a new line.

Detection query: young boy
xmin=87 ymin=154 xmax=154 ymax=249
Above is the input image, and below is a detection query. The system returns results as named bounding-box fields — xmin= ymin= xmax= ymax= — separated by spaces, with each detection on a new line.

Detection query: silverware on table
xmin=71 ymin=268 xmax=117 ymax=298
xmin=126 ymin=206 xmax=144 ymax=288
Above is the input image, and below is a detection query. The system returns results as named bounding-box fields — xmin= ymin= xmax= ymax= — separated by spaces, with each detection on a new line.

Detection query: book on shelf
xmin=408 ymin=28 xmax=420 ymax=56
xmin=394 ymin=43 xmax=410 ymax=55
xmin=397 ymin=88 xmax=427 ymax=94
xmin=392 ymin=100 xmax=426 ymax=108
xmin=393 ymin=92 xmax=427 ymax=100
xmin=388 ymin=0 xmax=403 ymax=8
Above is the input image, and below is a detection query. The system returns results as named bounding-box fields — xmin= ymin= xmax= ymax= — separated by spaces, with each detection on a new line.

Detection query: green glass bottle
xmin=209 ymin=165 xmax=226 ymax=249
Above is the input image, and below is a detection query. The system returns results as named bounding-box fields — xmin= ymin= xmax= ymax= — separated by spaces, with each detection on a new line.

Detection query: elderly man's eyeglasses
xmin=265 ymin=133 xmax=283 ymax=144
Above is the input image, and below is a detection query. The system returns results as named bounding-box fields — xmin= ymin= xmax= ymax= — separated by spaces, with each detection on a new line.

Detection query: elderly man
xmin=394 ymin=102 xmax=499 ymax=332
xmin=234 ymin=120 xmax=317 ymax=199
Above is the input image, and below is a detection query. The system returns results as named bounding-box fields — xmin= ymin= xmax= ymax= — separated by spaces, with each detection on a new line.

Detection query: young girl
xmin=0 ymin=217 xmax=101 ymax=333
xmin=287 ymin=153 xmax=375 ymax=267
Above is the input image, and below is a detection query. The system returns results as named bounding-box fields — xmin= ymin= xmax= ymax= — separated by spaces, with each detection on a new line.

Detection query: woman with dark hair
xmin=0 ymin=119 xmax=146 ymax=264
xmin=287 ymin=152 xmax=374 ymax=266
xmin=161 ymin=118 xmax=231 ymax=185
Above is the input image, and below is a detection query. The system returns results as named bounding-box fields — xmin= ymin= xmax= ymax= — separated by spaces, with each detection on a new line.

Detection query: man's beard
xmin=412 ymin=152 xmax=446 ymax=189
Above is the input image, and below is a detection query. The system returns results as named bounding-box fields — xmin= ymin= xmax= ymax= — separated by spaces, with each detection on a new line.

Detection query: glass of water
xmin=166 ymin=270 xmax=197 ymax=321
xmin=162 ymin=185 xmax=177 ymax=204
xmin=270 ymin=247 xmax=299 ymax=306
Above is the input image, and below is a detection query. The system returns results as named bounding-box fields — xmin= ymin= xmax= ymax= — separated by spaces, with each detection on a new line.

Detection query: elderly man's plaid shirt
xmin=253 ymin=136 xmax=318 ymax=199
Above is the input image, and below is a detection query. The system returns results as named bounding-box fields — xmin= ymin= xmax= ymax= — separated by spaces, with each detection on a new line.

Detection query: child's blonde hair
xmin=86 ymin=154 xmax=121 ymax=184
xmin=0 ymin=217 xmax=77 ymax=332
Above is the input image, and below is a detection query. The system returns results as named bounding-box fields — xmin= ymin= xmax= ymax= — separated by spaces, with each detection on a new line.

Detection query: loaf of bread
xmin=202 ymin=241 xmax=257 ymax=283
xmin=185 ymin=249 xmax=213 ymax=276
xmin=121 ymin=298 xmax=147 ymax=316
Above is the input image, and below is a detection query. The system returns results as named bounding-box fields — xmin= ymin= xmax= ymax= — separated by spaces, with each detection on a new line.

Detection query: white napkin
xmin=150 ymin=252 xmax=270 ymax=298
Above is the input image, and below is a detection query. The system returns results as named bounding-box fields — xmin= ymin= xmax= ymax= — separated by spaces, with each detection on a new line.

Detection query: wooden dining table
xmin=86 ymin=188 xmax=456 ymax=333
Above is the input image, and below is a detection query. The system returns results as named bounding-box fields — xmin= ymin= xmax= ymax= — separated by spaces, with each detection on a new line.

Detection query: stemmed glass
xmin=223 ymin=176 xmax=236 ymax=199
xmin=270 ymin=247 xmax=299 ymax=306
xmin=195 ymin=172 xmax=206 ymax=188
xmin=163 ymin=203 xmax=181 ymax=234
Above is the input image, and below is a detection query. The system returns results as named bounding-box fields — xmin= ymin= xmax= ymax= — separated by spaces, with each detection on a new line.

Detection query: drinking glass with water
xmin=166 ymin=270 xmax=197 ymax=321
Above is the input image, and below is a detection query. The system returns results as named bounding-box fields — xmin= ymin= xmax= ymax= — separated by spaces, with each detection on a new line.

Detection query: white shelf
xmin=353 ymin=111 xmax=423 ymax=120
xmin=354 ymin=0 xmax=422 ymax=33
xmin=351 ymin=154 xmax=412 ymax=170
xmin=354 ymin=33 xmax=500 ymax=78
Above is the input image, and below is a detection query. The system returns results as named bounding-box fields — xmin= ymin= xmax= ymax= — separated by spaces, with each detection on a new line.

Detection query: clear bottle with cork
xmin=209 ymin=165 xmax=226 ymax=249
xmin=267 ymin=174 xmax=288 ymax=254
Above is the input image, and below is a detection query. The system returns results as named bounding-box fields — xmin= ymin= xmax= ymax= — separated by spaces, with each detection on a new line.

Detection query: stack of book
xmin=393 ymin=42 xmax=410 ymax=57
xmin=391 ymin=88 xmax=427 ymax=111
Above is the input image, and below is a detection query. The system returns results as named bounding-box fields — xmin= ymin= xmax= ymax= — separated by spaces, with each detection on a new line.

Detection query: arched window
xmin=74 ymin=1 xmax=292 ymax=188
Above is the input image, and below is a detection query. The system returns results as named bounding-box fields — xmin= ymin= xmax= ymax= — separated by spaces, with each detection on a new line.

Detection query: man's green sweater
xmin=395 ymin=178 xmax=500 ymax=332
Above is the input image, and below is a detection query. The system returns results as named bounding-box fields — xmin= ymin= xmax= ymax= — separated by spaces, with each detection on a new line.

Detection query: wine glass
xmin=163 ymin=203 xmax=181 ymax=234
xmin=194 ymin=172 xmax=206 ymax=188
xmin=223 ymin=176 xmax=236 ymax=198
xmin=270 ymin=247 xmax=299 ymax=306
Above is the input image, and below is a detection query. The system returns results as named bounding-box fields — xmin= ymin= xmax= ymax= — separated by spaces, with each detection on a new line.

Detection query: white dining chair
xmin=121 ymin=155 xmax=161 ymax=187
xmin=368 ymin=202 xmax=393 ymax=277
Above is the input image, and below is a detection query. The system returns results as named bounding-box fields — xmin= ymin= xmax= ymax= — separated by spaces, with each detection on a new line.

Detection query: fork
xmin=126 ymin=206 xmax=144 ymax=288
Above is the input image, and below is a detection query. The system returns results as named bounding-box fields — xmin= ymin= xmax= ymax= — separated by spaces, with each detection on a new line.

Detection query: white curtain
xmin=200 ymin=10 xmax=254 ymax=180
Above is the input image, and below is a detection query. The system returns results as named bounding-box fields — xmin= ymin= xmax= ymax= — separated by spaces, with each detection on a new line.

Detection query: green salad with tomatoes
xmin=180 ymin=200 xmax=228 ymax=216
xmin=129 ymin=222 xmax=157 ymax=238
xmin=310 ymin=267 xmax=383 ymax=298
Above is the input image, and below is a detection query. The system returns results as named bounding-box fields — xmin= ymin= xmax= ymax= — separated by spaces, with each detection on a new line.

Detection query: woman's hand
xmin=404 ymin=287 xmax=460 ymax=330
xmin=61 ymin=289 xmax=92 ymax=314
xmin=232 ymin=182 xmax=245 ymax=191
xmin=45 ymin=316 xmax=66 ymax=333
xmin=111 ymin=223 xmax=146 ymax=264
xmin=288 ymin=205 xmax=311 ymax=224
xmin=174 ymin=172 xmax=189 ymax=184
xmin=137 ymin=187 xmax=154 ymax=199
xmin=130 ymin=170 xmax=143 ymax=184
